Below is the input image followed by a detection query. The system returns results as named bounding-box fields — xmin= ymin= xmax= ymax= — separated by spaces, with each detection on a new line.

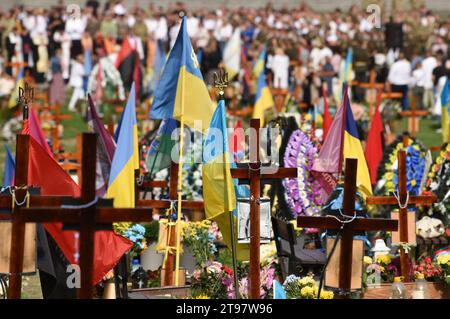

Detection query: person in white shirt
xmin=411 ymin=62 xmax=425 ymax=109
xmin=196 ymin=20 xmax=210 ymax=50
xmin=68 ymin=54 xmax=85 ymax=111
xmin=154 ymin=14 xmax=168 ymax=49
xmin=388 ymin=51 xmax=411 ymax=110
xmin=214 ymin=18 xmax=233 ymax=54
xmin=421 ymin=50 xmax=438 ymax=109
xmin=186 ymin=13 xmax=199 ymax=38
xmin=269 ymin=47 xmax=290 ymax=89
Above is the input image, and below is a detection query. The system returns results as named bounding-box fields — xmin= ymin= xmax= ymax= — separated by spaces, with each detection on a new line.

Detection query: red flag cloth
xmin=322 ymin=86 xmax=332 ymax=142
xmin=229 ymin=120 xmax=245 ymax=162
xmin=29 ymin=107 xmax=53 ymax=156
xmin=365 ymin=90 xmax=384 ymax=185
xmin=28 ymin=137 xmax=133 ymax=284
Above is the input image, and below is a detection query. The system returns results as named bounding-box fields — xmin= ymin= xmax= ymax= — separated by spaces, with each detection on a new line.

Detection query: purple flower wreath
xmin=283 ymin=130 xmax=327 ymax=217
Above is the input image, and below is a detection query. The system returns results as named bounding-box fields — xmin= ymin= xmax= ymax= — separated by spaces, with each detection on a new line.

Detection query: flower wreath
xmin=87 ymin=57 xmax=125 ymax=100
xmin=283 ymin=130 xmax=327 ymax=217
xmin=423 ymin=143 xmax=450 ymax=225
xmin=375 ymin=135 xmax=428 ymax=197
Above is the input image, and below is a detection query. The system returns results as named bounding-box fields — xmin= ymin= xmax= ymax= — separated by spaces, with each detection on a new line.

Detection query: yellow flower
xmin=300 ymin=286 xmax=315 ymax=298
xmin=376 ymin=254 xmax=392 ymax=265
xmin=364 ymin=256 xmax=373 ymax=265
xmin=437 ymin=254 xmax=450 ymax=266
xmin=194 ymin=294 xmax=210 ymax=299
xmin=299 ymin=275 xmax=316 ymax=287
xmin=410 ymin=179 xmax=416 ymax=187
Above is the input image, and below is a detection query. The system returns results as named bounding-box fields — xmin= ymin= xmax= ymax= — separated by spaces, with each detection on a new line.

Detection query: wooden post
xmin=78 ymin=133 xmax=97 ymax=299
xmin=249 ymin=118 xmax=261 ymax=299
xmin=8 ymin=134 xmax=29 ymax=299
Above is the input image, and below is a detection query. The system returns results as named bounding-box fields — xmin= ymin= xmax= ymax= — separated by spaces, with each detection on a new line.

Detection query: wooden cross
xmin=358 ymin=70 xmax=384 ymax=118
xmin=230 ymin=118 xmax=297 ymax=299
xmin=13 ymin=133 xmax=157 ymax=299
xmin=366 ymin=146 xmax=437 ymax=281
xmin=297 ymin=158 xmax=398 ymax=299
xmin=399 ymin=97 xmax=429 ymax=138
xmin=0 ymin=134 xmax=75 ymax=299
xmin=137 ymin=163 xmax=204 ymax=286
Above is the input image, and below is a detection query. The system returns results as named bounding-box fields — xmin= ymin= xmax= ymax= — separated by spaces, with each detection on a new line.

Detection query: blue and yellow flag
xmin=203 ymin=100 xmax=250 ymax=260
xmin=343 ymin=87 xmax=373 ymax=196
xmin=440 ymin=77 xmax=450 ymax=143
xmin=107 ymin=82 xmax=139 ymax=207
xmin=252 ymin=47 xmax=266 ymax=79
xmin=253 ymin=65 xmax=274 ymax=127
xmin=150 ymin=16 xmax=214 ymax=130
xmin=2 ymin=144 xmax=15 ymax=186
xmin=203 ymin=100 xmax=236 ymax=218
xmin=335 ymin=48 xmax=353 ymax=104
xmin=9 ymin=67 xmax=24 ymax=108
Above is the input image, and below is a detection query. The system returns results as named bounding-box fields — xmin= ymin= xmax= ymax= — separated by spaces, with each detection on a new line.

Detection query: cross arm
xmin=137 ymin=199 xmax=204 ymax=210
xmin=366 ymin=195 xmax=437 ymax=206
xmin=230 ymin=167 xmax=297 ymax=179
xmin=95 ymin=208 xmax=154 ymax=223
xmin=16 ymin=208 xmax=81 ymax=223
xmin=297 ymin=216 xmax=398 ymax=232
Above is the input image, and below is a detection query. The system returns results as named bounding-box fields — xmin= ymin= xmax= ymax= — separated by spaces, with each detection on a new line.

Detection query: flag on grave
xmin=273 ymin=279 xmax=287 ymax=299
xmin=107 ymin=83 xmax=139 ymax=208
xmin=441 ymin=77 xmax=450 ymax=143
xmin=150 ymin=16 xmax=214 ymax=130
xmin=322 ymin=86 xmax=332 ymax=142
xmin=29 ymin=107 xmax=53 ymax=155
xmin=253 ymin=55 xmax=274 ymax=127
xmin=87 ymin=94 xmax=116 ymax=197
xmin=145 ymin=118 xmax=177 ymax=175
xmin=8 ymin=67 xmax=25 ymax=108
xmin=115 ymin=36 xmax=141 ymax=98
xmin=203 ymin=100 xmax=250 ymax=261
xmin=25 ymin=108 xmax=133 ymax=289
xmin=313 ymin=85 xmax=372 ymax=196
xmin=223 ymin=28 xmax=241 ymax=80
xmin=365 ymin=92 xmax=384 ymax=185
xmin=2 ymin=144 xmax=15 ymax=186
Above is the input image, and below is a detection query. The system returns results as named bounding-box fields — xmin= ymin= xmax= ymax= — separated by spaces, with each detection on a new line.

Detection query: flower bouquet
xmin=436 ymin=253 xmax=450 ymax=284
xmin=182 ymin=220 xmax=217 ymax=268
xmin=282 ymin=274 xmax=334 ymax=299
xmin=414 ymin=256 xmax=442 ymax=281
xmin=364 ymin=254 xmax=399 ymax=285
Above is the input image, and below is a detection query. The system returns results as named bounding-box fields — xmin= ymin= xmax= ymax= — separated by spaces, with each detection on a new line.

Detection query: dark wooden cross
xmin=13 ymin=133 xmax=157 ymax=299
xmin=230 ymin=118 xmax=297 ymax=299
xmin=136 ymin=162 xmax=204 ymax=287
xmin=297 ymin=158 xmax=398 ymax=299
xmin=366 ymin=142 xmax=437 ymax=281
xmin=357 ymin=70 xmax=384 ymax=118
xmin=0 ymin=134 xmax=76 ymax=299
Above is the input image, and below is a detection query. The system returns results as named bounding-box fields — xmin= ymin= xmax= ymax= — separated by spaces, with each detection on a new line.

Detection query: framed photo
xmin=237 ymin=198 xmax=272 ymax=244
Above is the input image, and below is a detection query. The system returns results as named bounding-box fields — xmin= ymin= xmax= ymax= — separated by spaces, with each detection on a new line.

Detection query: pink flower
xmin=424 ymin=256 xmax=432 ymax=264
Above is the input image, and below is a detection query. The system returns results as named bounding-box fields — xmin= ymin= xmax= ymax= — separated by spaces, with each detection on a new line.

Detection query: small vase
xmin=102 ymin=279 xmax=116 ymax=299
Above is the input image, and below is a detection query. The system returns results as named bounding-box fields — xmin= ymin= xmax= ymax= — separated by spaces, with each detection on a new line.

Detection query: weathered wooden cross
xmin=297 ymin=158 xmax=398 ymax=299
xmin=399 ymin=97 xmax=429 ymax=138
xmin=366 ymin=147 xmax=437 ymax=281
xmin=13 ymin=133 xmax=157 ymax=299
xmin=230 ymin=118 xmax=297 ymax=299
xmin=357 ymin=70 xmax=384 ymax=118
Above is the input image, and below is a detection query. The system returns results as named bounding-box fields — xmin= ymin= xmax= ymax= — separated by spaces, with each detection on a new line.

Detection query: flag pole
xmin=215 ymin=69 xmax=240 ymax=299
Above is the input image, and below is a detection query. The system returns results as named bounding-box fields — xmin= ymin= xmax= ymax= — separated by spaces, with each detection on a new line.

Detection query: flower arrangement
xmin=423 ymin=143 xmax=450 ymax=225
xmin=364 ymin=254 xmax=399 ymax=285
xmin=182 ymin=220 xmax=217 ymax=268
xmin=114 ymin=223 xmax=147 ymax=259
xmin=436 ymin=253 xmax=450 ymax=284
xmin=376 ymin=136 xmax=428 ymax=197
xmin=190 ymin=261 xmax=234 ymax=299
xmin=414 ymin=256 xmax=442 ymax=281
xmin=283 ymin=129 xmax=327 ymax=217
xmin=282 ymin=274 xmax=334 ymax=299
xmin=237 ymin=264 xmax=276 ymax=299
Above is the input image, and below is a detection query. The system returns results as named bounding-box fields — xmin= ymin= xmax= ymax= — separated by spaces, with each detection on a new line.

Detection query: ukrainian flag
xmin=203 ymin=100 xmax=250 ymax=261
xmin=252 ymin=47 xmax=266 ymax=79
xmin=343 ymin=88 xmax=373 ymax=196
xmin=9 ymin=67 xmax=25 ymax=108
xmin=253 ymin=66 xmax=274 ymax=127
xmin=441 ymin=77 xmax=450 ymax=143
xmin=335 ymin=48 xmax=353 ymax=104
xmin=107 ymin=82 xmax=139 ymax=207
xmin=150 ymin=16 xmax=214 ymax=130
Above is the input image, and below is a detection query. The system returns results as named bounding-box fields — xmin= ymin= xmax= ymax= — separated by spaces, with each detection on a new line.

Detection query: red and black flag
xmin=115 ymin=36 xmax=141 ymax=100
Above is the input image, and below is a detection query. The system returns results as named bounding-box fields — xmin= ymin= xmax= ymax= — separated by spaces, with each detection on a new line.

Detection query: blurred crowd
xmin=0 ymin=1 xmax=449 ymax=113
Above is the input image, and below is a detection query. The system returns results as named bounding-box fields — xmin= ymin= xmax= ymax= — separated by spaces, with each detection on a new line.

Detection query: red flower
xmin=221 ymin=266 xmax=233 ymax=276
xmin=424 ymin=256 xmax=432 ymax=264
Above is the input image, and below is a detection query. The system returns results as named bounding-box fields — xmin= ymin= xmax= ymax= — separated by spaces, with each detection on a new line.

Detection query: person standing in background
xmin=388 ymin=51 xmax=411 ymax=110
xmin=68 ymin=54 xmax=85 ymax=111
